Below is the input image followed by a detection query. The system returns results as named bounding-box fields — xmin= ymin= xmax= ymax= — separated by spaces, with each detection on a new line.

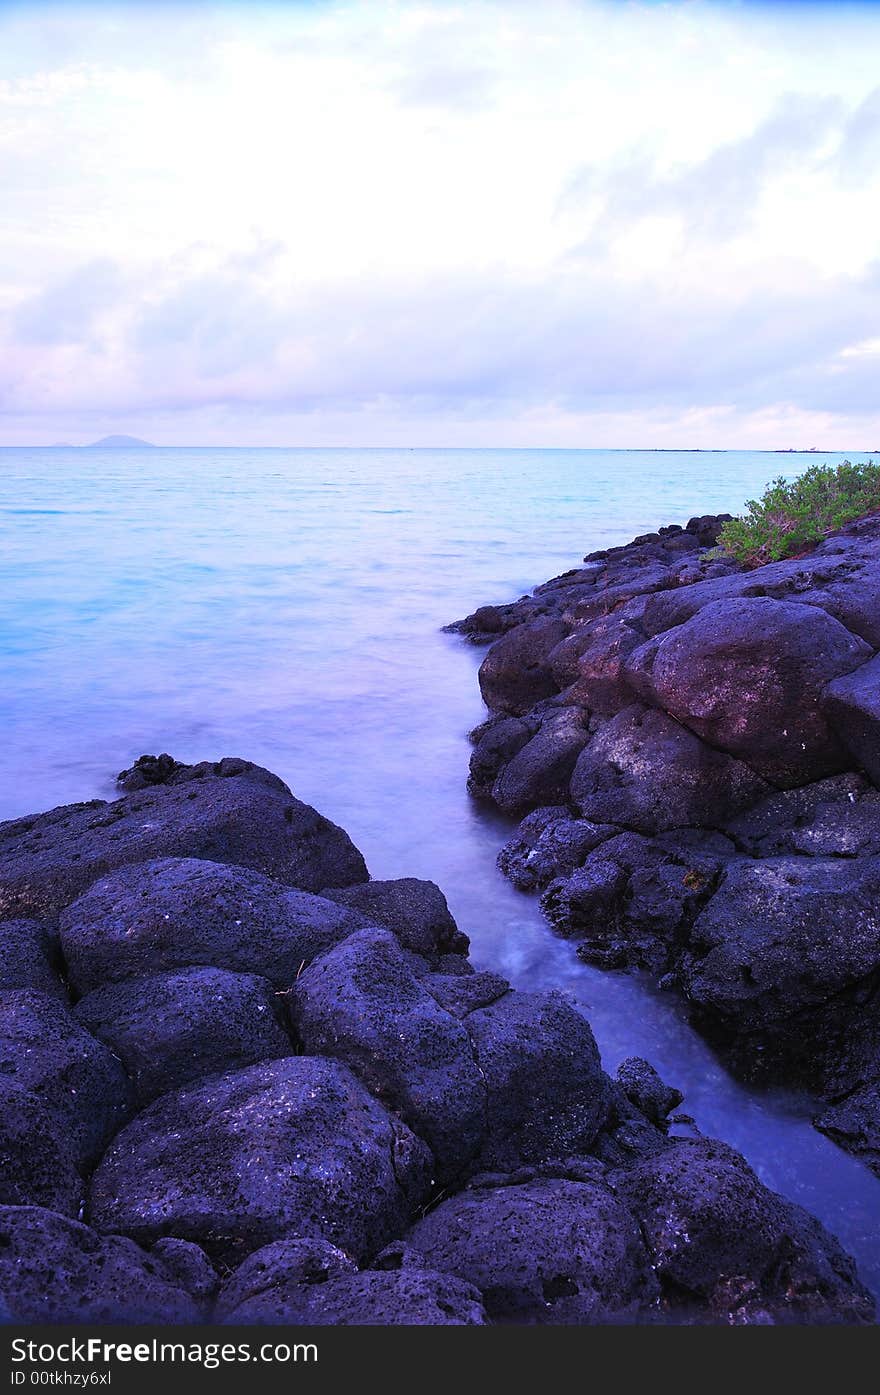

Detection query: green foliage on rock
xmin=719 ymin=460 xmax=880 ymax=566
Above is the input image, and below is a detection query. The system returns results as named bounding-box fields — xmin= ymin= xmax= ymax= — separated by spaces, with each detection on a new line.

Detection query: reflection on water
xmin=1 ymin=445 xmax=878 ymax=1295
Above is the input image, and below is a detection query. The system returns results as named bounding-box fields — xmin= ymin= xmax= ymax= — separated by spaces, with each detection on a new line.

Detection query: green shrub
xmin=718 ymin=459 xmax=880 ymax=566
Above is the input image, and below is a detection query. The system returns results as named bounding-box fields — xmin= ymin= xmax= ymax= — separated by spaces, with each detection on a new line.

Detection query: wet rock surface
xmin=0 ymin=756 xmax=874 ymax=1323
xmin=449 ymin=515 xmax=880 ymax=1178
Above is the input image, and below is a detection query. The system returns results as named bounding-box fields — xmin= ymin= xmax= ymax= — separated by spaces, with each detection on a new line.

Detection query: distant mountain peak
xmin=86 ymin=434 xmax=155 ymax=449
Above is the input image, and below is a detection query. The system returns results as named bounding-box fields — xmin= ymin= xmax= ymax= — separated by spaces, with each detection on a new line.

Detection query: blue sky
xmin=1 ymin=0 xmax=879 ymax=447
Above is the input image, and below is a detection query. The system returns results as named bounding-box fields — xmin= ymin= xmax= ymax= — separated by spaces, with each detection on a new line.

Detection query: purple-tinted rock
xmin=74 ymin=965 xmax=294 ymax=1104
xmin=88 ymin=1055 xmax=432 ymax=1264
xmin=0 ymin=1081 xmax=83 ymax=1215
xmin=216 ymin=1238 xmax=486 ymax=1325
xmin=478 ymin=617 xmax=570 ymax=716
xmin=498 ymin=807 xmax=618 ymax=891
xmin=491 ymin=709 xmax=591 ymax=815
xmin=0 ymin=917 xmax=67 ymax=1000
xmin=290 ymin=928 xmax=485 ymax=1181
xmin=625 ymin=598 xmax=870 ymax=786
xmin=59 ymin=857 xmax=372 ymax=994
xmin=570 ymin=705 xmax=769 ymax=834
xmin=465 ymin=990 xmax=609 ymax=1170
xmin=0 ymin=759 xmax=368 ymax=920
xmin=406 ymin=1176 xmax=655 ymax=1323
xmin=0 ymin=989 xmax=132 ymax=1167
xmin=0 ymin=1205 xmax=204 ymax=1322
xmin=815 ymin=1079 xmax=880 ymax=1179
xmin=612 ymin=1138 xmax=875 ymax=1324
xmin=318 ymin=877 xmax=468 ymax=959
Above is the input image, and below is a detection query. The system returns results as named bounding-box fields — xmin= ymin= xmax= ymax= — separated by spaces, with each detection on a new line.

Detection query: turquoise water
xmin=2 ymin=445 xmax=878 ymax=1295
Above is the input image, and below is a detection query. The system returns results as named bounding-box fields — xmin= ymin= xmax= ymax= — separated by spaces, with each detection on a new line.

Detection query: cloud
xmin=0 ymin=0 xmax=879 ymax=445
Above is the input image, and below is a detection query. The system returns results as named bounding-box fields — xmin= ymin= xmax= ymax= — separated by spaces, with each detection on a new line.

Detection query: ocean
xmin=2 ymin=444 xmax=878 ymax=1292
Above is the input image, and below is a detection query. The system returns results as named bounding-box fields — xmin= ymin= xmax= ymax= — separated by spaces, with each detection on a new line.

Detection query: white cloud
xmin=0 ymin=0 xmax=879 ymax=445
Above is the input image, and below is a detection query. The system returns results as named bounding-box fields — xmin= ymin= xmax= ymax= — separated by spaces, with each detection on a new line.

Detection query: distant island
xmin=85 ymin=435 xmax=155 ymax=449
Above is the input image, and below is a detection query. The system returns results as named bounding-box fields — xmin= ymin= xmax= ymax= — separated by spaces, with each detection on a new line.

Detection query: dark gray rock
xmin=406 ymin=1176 xmax=655 ymax=1323
xmin=0 ymin=1205 xmax=204 ymax=1322
xmin=570 ymin=705 xmax=769 ymax=834
xmin=73 ymin=966 xmax=294 ymax=1104
xmin=216 ymin=1238 xmax=486 ymax=1325
xmin=682 ymin=855 xmax=880 ymax=1090
xmin=88 ymin=1055 xmax=432 ymax=1264
xmin=478 ymin=617 xmax=570 ymax=715
xmin=318 ymin=877 xmax=468 ymax=959
xmin=824 ymin=653 xmax=880 ymax=787
xmin=0 ymin=759 xmax=368 ymax=920
xmin=491 ymin=709 xmax=591 ymax=815
xmin=116 ymin=752 xmax=188 ymax=792
xmin=498 ymin=807 xmax=618 ymax=891
xmin=465 ymin=990 xmax=609 ymax=1171
xmin=0 ymin=1081 xmax=83 ymax=1215
xmin=616 ymin=1057 xmax=683 ymax=1129
xmin=815 ymin=1079 xmax=880 ymax=1178
xmin=612 ymin=1138 xmax=875 ymax=1324
xmin=625 ymin=598 xmax=870 ymax=786
xmin=467 ymin=714 xmax=536 ymax=799
xmin=541 ymin=829 xmax=732 ymax=972
xmin=0 ymin=917 xmax=67 ymax=1000
xmin=59 ymin=857 xmax=373 ymax=994
xmin=290 ymin=928 xmax=486 ymax=1182
xmin=0 ymin=989 xmax=133 ymax=1167
xmin=724 ymin=774 xmax=872 ymax=856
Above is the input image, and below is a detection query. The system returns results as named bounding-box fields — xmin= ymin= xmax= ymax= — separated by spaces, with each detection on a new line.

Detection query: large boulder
xmin=624 ymin=598 xmax=871 ymax=786
xmin=682 ymin=855 xmax=880 ymax=1090
xmin=0 ymin=759 xmax=368 ymax=920
xmin=215 ymin=1238 xmax=486 ymax=1325
xmin=59 ymin=857 xmax=373 ymax=994
xmin=74 ymin=966 xmax=294 ymax=1105
xmin=823 ymin=653 xmax=880 ymax=787
xmin=465 ymin=990 xmax=609 ymax=1170
xmin=491 ymin=709 xmax=591 ymax=815
xmin=318 ymin=877 xmax=468 ymax=959
xmin=570 ymin=705 xmax=769 ymax=833
xmin=87 ymin=1056 xmax=432 ymax=1264
xmin=406 ymin=1174 xmax=655 ymax=1323
xmin=0 ymin=1082 xmax=82 ymax=1215
xmin=290 ymin=928 xmax=486 ymax=1181
xmin=0 ymin=917 xmax=67 ymax=999
xmin=0 ymin=989 xmax=132 ymax=1167
xmin=0 ymin=1205 xmax=205 ymax=1322
xmin=478 ymin=617 xmax=570 ymax=715
xmin=612 ymin=1138 xmax=875 ymax=1324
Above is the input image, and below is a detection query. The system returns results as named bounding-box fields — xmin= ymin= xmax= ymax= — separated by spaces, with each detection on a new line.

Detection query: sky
xmin=1 ymin=0 xmax=879 ymax=448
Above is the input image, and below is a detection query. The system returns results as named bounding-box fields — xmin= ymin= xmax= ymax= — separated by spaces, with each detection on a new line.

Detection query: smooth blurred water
xmin=2 ymin=445 xmax=878 ymax=1295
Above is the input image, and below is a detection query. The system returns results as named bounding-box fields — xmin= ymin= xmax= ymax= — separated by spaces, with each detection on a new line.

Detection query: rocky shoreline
xmin=448 ymin=512 xmax=880 ymax=1184
xmin=0 ymin=754 xmax=874 ymax=1323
